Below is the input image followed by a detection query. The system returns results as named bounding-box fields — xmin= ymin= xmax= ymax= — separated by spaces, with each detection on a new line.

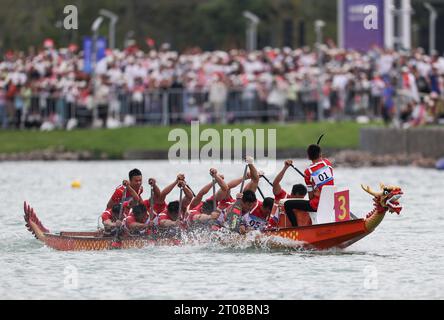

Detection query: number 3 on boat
xmin=334 ymin=190 xmax=350 ymax=222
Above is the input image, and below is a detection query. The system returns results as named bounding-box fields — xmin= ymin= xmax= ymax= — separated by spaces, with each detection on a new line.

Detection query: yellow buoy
xmin=71 ymin=180 xmax=82 ymax=189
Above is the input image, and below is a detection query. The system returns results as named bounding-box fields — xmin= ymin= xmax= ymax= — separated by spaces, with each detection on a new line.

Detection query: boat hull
xmin=264 ymin=219 xmax=368 ymax=250
xmin=43 ymin=233 xmax=179 ymax=251
xmin=24 ymin=202 xmax=381 ymax=252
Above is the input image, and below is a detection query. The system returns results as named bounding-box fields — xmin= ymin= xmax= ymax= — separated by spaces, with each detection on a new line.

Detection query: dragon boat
xmin=24 ymin=184 xmax=403 ymax=251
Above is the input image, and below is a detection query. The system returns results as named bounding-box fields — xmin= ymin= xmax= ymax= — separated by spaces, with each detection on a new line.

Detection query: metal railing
xmin=0 ymin=87 xmax=442 ymax=129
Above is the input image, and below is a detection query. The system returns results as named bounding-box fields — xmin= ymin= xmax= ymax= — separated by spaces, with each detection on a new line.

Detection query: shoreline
xmin=0 ymin=148 xmax=438 ymax=168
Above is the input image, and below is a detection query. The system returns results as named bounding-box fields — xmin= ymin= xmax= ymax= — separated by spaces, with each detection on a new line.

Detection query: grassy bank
xmin=0 ymin=122 xmax=372 ymax=158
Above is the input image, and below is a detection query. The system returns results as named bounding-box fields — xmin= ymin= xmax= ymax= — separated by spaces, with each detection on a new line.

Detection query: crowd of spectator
xmin=1 ymin=41 xmax=444 ymax=130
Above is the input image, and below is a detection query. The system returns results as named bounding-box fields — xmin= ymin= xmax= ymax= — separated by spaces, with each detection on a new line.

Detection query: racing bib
xmin=311 ymin=165 xmax=333 ymax=188
xmin=242 ymin=214 xmax=267 ymax=231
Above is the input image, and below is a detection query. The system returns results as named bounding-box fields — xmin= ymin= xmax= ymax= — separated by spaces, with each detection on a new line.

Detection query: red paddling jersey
xmin=125 ymin=213 xmax=149 ymax=228
xmin=274 ymin=189 xmax=289 ymax=203
xmin=157 ymin=209 xmax=175 ymax=224
xmin=101 ymin=209 xmax=114 ymax=223
xmin=102 ymin=201 xmax=131 ymax=223
xmin=143 ymin=199 xmax=167 ymax=215
xmin=123 ymin=212 xmax=153 ymax=236
xmin=304 ymin=158 xmax=334 ymax=210
xmin=110 ymin=184 xmax=143 ymax=207
xmin=190 ymin=195 xmax=235 ymax=213
xmin=187 ymin=209 xmax=200 ymax=222
xmin=217 ymin=195 xmax=235 ymax=210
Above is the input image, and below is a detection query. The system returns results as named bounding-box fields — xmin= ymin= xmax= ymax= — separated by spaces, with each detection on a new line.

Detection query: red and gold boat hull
xmin=24 ymin=201 xmax=386 ymax=252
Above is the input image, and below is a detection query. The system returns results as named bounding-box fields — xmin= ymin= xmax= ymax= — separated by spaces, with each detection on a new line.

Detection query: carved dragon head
xmin=361 ymin=183 xmax=403 ymax=215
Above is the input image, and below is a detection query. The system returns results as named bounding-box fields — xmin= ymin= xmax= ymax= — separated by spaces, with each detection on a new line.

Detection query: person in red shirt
xmin=284 ymin=144 xmax=334 ymax=226
xmin=158 ymin=201 xmax=182 ymax=229
xmin=157 ymin=179 xmax=194 ymax=226
xmin=187 ymin=200 xmax=221 ymax=226
xmin=189 ymin=168 xmax=229 ymax=211
xmin=106 ymin=169 xmax=144 ymax=209
xmin=185 ymin=168 xmax=228 ymax=228
xmin=142 ymin=178 xmax=167 ymax=216
xmin=273 ymin=160 xmax=297 ymax=202
xmin=144 ymin=173 xmax=186 ymax=215
xmin=225 ymin=190 xmax=274 ymax=234
xmin=101 ymin=204 xmax=124 ymax=236
xmin=214 ymin=170 xmax=255 ymax=210
xmin=271 ymin=160 xmax=312 ymax=227
xmin=114 ymin=199 xmax=137 ymax=220
xmin=124 ymin=204 xmax=151 ymax=236
xmin=269 ymin=184 xmax=310 ymax=228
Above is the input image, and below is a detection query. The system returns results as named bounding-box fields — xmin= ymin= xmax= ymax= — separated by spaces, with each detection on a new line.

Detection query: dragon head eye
xmin=383 ymin=189 xmax=389 ymax=195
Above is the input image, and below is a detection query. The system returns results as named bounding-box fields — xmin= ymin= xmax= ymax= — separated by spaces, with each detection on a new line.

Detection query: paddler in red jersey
xmin=187 ymin=200 xmax=221 ymax=226
xmin=158 ymin=201 xmax=181 ymax=229
xmin=234 ymin=190 xmax=275 ymax=234
xmin=284 ymin=144 xmax=334 ymax=226
xmin=187 ymin=168 xmax=228 ymax=226
xmin=101 ymin=204 xmax=124 ymax=236
xmin=223 ymin=157 xmax=274 ymax=234
xmin=157 ymin=179 xmax=193 ymax=228
xmin=271 ymin=160 xmax=312 ymax=227
xmin=142 ymin=178 xmax=166 ymax=216
xmin=144 ymin=173 xmax=186 ymax=216
xmin=106 ymin=169 xmax=144 ymax=209
xmin=102 ymin=197 xmax=140 ymax=233
xmin=124 ymin=204 xmax=152 ymax=236
xmin=212 ymin=167 xmax=261 ymax=212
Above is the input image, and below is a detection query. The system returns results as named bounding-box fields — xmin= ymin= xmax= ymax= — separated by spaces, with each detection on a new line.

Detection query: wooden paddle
xmin=187 ymin=184 xmax=196 ymax=197
xmin=111 ymin=185 xmax=127 ymax=249
xmin=260 ymin=174 xmax=273 ymax=187
xmin=212 ymin=177 xmax=217 ymax=212
xmin=257 ymin=186 xmax=265 ymax=200
xmin=178 ymin=186 xmax=184 ymax=221
xmin=257 ymin=170 xmax=268 ymax=200
xmin=149 ymin=187 xmax=155 ymax=221
xmin=288 ymin=134 xmax=325 ymax=180
xmin=317 ymin=134 xmax=325 ymax=145
xmin=225 ymin=164 xmax=249 ymax=232
xmin=290 ymin=164 xmax=306 ymax=179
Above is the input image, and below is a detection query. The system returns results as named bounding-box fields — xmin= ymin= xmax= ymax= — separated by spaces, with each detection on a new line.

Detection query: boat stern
xmin=24 ymin=202 xmax=50 ymax=242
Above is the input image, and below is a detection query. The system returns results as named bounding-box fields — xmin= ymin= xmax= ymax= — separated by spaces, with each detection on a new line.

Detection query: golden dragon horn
xmin=361 ymin=184 xmax=382 ymax=197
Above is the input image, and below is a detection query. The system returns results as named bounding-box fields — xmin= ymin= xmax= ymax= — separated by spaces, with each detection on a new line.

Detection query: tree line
xmin=0 ymin=0 xmax=441 ymax=53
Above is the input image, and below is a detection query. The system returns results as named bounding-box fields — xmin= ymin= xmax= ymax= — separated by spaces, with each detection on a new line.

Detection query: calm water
xmin=0 ymin=161 xmax=443 ymax=300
